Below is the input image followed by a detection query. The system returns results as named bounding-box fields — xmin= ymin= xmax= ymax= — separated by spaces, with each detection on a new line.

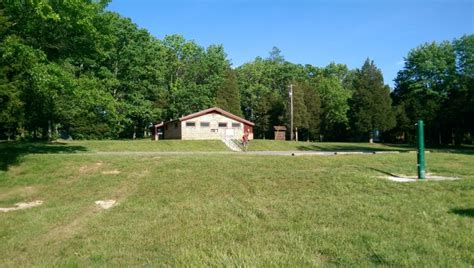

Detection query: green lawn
xmin=0 ymin=141 xmax=473 ymax=266
xmin=0 ymin=139 xmax=231 ymax=154
xmin=246 ymin=140 xmax=414 ymax=151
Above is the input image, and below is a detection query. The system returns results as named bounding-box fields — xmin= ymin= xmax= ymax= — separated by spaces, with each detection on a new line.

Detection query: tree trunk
xmin=451 ymin=129 xmax=455 ymax=145
xmin=48 ymin=120 xmax=52 ymax=140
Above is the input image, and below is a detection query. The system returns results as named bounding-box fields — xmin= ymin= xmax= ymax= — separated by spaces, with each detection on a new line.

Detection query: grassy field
xmin=0 ymin=141 xmax=473 ymax=266
xmin=0 ymin=139 xmax=229 ymax=153
xmin=246 ymin=140 xmax=415 ymax=152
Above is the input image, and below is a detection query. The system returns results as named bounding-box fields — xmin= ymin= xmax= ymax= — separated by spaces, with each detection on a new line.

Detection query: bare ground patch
xmin=0 ymin=200 xmax=43 ymax=212
xmin=95 ymin=199 xmax=117 ymax=209
xmin=78 ymin=161 xmax=103 ymax=174
xmin=101 ymin=170 xmax=121 ymax=175
xmin=379 ymin=173 xmax=460 ymax=182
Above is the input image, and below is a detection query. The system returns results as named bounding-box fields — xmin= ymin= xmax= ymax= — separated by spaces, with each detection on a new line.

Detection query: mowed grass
xmin=247 ymin=140 xmax=414 ymax=151
xmin=247 ymin=140 xmax=474 ymax=154
xmin=0 ymin=139 xmax=229 ymax=153
xmin=0 ymin=143 xmax=473 ymax=266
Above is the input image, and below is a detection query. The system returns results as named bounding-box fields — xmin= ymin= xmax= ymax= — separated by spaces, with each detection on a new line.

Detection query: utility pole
xmin=289 ymin=84 xmax=294 ymax=141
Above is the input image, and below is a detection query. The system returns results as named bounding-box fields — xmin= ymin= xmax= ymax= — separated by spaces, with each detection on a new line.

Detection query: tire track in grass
xmin=27 ymin=168 xmax=147 ymax=253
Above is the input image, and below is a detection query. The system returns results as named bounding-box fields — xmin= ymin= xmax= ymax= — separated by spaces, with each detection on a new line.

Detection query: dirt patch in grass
xmin=78 ymin=161 xmax=103 ymax=174
xmin=101 ymin=170 xmax=121 ymax=175
xmin=0 ymin=200 xmax=43 ymax=212
xmin=95 ymin=200 xmax=117 ymax=209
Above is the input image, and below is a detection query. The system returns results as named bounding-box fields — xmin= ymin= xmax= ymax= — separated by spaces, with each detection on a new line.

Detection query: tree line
xmin=0 ymin=1 xmax=472 ymax=144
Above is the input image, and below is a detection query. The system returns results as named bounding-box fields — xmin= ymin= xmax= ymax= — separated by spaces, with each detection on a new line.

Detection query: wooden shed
xmin=274 ymin=126 xmax=287 ymax=140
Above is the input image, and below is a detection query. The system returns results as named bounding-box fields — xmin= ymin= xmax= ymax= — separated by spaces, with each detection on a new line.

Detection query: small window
xmin=200 ymin=122 xmax=210 ymax=127
xmin=218 ymin=122 xmax=227 ymax=128
xmin=232 ymin=123 xmax=241 ymax=128
xmin=186 ymin=121 xmax=196 ymax=127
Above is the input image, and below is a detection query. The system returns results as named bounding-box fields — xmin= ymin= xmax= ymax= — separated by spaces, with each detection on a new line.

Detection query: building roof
xmin=273 ymin=126 xmax=287 ymax=131
xmin=179 ymin=107 xmax=255 ymax=126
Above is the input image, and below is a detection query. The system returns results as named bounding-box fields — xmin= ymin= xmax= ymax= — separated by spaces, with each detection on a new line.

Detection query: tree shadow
xmin=0 ymin=141 xmax=88 ymax=171
xmin=295 ymin=143 xmax=474 ymax=155
xmin=296 ymin=143 xmax=414 ymax=152
xmin=450 ymin=208 xmax=474 ymax=218
xmin=431 ymin=146 xmax=474 ymax=155
xmin=368 ymin=167 xmax=401 ymax=177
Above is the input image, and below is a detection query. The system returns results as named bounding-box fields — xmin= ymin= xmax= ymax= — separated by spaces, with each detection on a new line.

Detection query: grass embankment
xmin=247 ymin=140 xmax=474 ymax=154
xmin=0 ymin=141 xmax=473 ymax=266
xmin=247 ymin=140 xmax=414 ymax=151
xmin=68 ymin=139 xmax=230 ymax=152
xmin=0 ymin=140 xmax=230 ymax=171
xmin=0 ymin=139 xmax=229 ymax=154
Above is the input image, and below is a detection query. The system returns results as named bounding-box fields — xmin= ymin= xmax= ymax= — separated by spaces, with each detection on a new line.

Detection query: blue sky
xmin=107 ymin=0 xmax=473 ymax=87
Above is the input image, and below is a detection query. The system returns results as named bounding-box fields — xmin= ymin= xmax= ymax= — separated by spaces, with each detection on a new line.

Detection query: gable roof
xmin=179 ymin=107 xmax=254 ymax=126
xmin=274 ymin=125 xmax=287 ymax=131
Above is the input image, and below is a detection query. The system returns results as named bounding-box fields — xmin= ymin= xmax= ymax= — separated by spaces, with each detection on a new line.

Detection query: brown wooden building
xmin=274 ymin=126 xmax=287 ymax=140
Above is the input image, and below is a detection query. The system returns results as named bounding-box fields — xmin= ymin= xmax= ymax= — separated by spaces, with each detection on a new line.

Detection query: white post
xmin=289 ymin=84 xmax=294 ymax=141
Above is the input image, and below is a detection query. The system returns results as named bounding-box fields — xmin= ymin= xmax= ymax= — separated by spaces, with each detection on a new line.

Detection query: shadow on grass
xmin=430 ymin=146 xmax=474 ymax=155
xmin=450 ymin=208 xmax=474 ymax=218
xmin=0 ymin=141 xmax=88 ymax=171
xmin=296 ymin=143 xmax=474 ymax=154
xmin=368 ymin=167 xmax=400 ymax=177
xmin=296 ymin=143 xmax=414 ymax=152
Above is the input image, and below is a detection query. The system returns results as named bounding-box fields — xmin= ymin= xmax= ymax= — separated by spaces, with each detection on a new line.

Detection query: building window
xmin=200 ymin=122 xmax=210 ymax=127
xmin=218 ymin=122 xmax=227 ymax=128
xmin=186 ymin=121 xmax=196 ymax=127
xmin=232 ymin=123 xmax=241 ymax=128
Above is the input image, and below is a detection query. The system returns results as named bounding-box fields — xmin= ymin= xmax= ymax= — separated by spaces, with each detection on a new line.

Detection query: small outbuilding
xmin=152 ymin=107 xmax=254 ymax=140
xmin=274 ymin=126 xmax=287 ymax=140
xmin=150 ymin=122 xmax=164 ymax=141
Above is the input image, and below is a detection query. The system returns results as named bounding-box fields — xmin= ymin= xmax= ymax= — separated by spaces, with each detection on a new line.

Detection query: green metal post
xmin=417 ymin=120 xmax=426 ymax=180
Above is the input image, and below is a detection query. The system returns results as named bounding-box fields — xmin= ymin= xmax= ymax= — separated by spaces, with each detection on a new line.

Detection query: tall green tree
xmin=0 ymin=35 xmax=45 ymax=138
xmin=314 ymin=76 xmax=351 ymax=141
xmin=302 ymin=82 xmax=322 ymax=140
xmin=216 ymin=69 xmax=242 ymax=116
xmin=450 ymin=35 xmax=474 ymax=142
xmin=392 ymin=41 xmax=457 ymax=144
xmin=349 ymin=59 xmax=395 ymax=141
xmin=290 ymin=81 xmax=309 ymax=139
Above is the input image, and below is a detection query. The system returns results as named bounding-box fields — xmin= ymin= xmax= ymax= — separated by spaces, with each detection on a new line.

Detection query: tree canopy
xmin=0 ymin=1 xmax=472 ymax=144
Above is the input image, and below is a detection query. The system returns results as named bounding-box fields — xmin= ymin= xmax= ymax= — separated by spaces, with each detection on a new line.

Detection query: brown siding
xmin=163 ymin=120 xmax=181 ymax=139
